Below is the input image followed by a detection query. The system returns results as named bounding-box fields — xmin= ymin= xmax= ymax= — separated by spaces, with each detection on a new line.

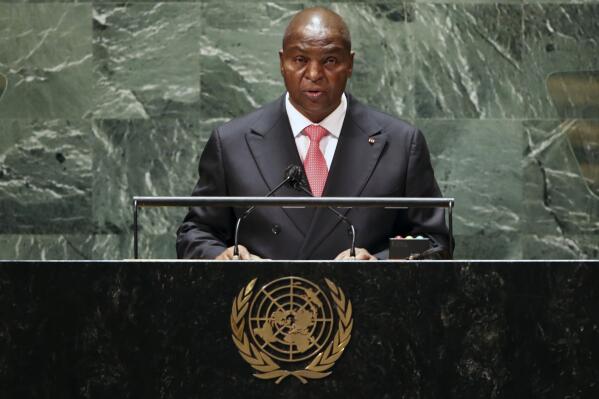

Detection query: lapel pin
xmin=368 ymin=137 xmax=376 ymax=145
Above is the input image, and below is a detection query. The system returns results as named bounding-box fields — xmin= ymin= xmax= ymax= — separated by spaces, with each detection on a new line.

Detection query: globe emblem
xmin=248 ymin=276 xmax=335 ymax=362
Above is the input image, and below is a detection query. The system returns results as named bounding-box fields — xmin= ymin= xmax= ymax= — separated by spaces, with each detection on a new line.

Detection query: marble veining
xmin=420 ymin=119 xmax=524 ymax=235
xmin=523 ymin=120 xmax=599 ymax=236
xmin=0 ymin=119 xmax=92 ymax=233
xmin=0 ymin=72 xmax=6 ymax=101
xmin=92 ymin=3 xmax=202 ymax=119
xmin=0 ymin=4 xmax=92 ymax=119
xmin=91 ymin=118 xmax=204 ymax=235
xmin=409 ymin=3 xmax=525 ymax=118
xmin=523 ymin=3 xmax=599 ymax=118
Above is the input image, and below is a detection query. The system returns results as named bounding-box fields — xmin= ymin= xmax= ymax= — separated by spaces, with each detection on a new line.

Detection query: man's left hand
xmin=334 ymin=248 xmax=377 ymax=260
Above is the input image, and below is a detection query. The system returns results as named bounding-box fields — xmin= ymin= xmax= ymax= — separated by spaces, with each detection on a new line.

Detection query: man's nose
xmin=304 ymin=61 xmax=324 ymax=82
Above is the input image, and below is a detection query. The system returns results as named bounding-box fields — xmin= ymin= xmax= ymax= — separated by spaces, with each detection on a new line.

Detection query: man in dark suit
xmin=176 ymin=7 xmax=450 ymax=260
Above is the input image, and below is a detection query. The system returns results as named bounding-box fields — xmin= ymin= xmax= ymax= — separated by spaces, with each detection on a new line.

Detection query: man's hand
xmin=215 ymin=245 xmax=262 ymax=260
xmin=334 ymin=248 xmax=377 ymax=261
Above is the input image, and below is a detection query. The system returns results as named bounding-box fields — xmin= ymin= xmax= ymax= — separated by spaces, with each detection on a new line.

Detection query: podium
xmin=1 ymin=260 xmax=598 ymax=398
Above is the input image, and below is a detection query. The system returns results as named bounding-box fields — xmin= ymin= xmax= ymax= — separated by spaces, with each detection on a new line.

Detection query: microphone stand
xmin=233 ymin=166 xmax=301 ymax=259
xmin=288 ymin=176 xmax=357 ymax=259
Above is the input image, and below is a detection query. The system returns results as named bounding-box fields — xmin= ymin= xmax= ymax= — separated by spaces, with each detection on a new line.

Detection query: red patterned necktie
xmin=303 ymin=125 xmax=329 ymax=197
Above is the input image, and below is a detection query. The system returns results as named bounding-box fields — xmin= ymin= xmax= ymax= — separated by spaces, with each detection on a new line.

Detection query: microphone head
xmin=285 ymin=165 xmax=307 ymax=191
xmin=285 ymin=164 xmax=301 ymax=178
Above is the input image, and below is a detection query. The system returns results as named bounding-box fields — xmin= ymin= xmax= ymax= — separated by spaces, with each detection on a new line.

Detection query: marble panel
xmin=91 ymin=118 xmax=205 ymax=237
xmin=0 ymin=233 xmax=179 ymax=261
xmin=200 ymin=2 xmax=413 ymax=121
xmin=407 ymin=1 xmax=599 ymax=4
xmin=408 ymin=3 xmax=525 ymax=118
xmin=0 ymin=4 xmax=92 ymax=119
xmin=0 ymin=73 xmax=6 ymax=101
xmin=522 ymin=3 xmax=599 ymax=118
xmin=453 ymin=233 xmax=522 ymax=260
xmin=408 ymin=0 xmax=523 ymax=3
xmin=199 ymin=2 xmax=300 ymax=121
xmin=525 ymin=1 xmax=599 ymax=4
xmin=0 ymin=119 xmax=93 ymax=234
xmin=340 ymin=3 xmax=414 ymax=118
xmin=93 ymin=232 xmax=176 ymax=260
xmin=418 ymin=119 xmax=524 ymax=238
xmin=92 ymin=3 xmax=202 ymax=119
xmin=0 ymin=0 xmax=92 ymax=2
xmin=522 ymin=120 xmax=599 ymax=236
xmin=0 ymin=234 xmax=93 ymax=260
xmin=523 ymin=234 xmax=599 ymax=260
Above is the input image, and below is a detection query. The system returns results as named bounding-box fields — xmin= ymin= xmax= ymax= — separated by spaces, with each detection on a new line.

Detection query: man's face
xmin=279 ymin=28 xmax=354 ymax=123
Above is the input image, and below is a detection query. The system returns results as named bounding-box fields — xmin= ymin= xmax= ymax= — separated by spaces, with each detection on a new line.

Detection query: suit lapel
xmin=299 ymin=95 xmax=388 ymax=258
xmin=245 ymin=96 xmax=315 ymax=236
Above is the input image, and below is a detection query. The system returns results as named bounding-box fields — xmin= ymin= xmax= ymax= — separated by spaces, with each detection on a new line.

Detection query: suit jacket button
xmin=271 ymin=224 xmax=281 ymax=235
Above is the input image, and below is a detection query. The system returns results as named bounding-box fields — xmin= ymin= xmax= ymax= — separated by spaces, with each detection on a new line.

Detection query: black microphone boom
xmin=286 ymin=166 xmax=357 ymax=258
xmin=233 ymin=165 xmax=301 ymax=258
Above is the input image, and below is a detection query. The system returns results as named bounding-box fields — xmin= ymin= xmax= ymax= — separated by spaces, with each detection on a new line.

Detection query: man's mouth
xmin=304 ymin=90 xmax=324 ymax=99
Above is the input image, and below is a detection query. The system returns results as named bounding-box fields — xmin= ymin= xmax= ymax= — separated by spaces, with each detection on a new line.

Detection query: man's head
xmin=280 ymin=7 xmax=354 ymax=123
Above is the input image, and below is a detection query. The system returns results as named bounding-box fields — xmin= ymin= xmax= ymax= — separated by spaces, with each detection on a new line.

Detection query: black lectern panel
xmin=0 ymin=261 xmax=598 ymax=398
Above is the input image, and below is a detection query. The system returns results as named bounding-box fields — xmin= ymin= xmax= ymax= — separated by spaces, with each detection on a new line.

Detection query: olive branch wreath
xmin=230 ymin=277 xmax=353 ymax=384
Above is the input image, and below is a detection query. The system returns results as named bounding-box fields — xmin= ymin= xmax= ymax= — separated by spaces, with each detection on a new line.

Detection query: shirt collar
xmin=285 ymin=92 xmax=347 ymax=138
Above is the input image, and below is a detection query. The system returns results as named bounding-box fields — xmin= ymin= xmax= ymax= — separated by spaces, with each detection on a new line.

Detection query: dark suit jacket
xmin=176 ymin=94 xmax=450 ymax=260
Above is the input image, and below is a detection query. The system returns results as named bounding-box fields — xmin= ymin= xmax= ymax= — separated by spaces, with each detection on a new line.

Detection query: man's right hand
xmin=215 ymin=245 xmax=262 ymax=260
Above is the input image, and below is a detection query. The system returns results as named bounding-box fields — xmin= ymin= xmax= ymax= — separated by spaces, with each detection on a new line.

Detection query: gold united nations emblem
xmin=230 ymin=276 xmax=353 ymax=384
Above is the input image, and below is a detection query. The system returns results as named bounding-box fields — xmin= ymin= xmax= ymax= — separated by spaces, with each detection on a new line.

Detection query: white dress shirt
xmin=285 ymin=92 xmax=347 ymax=169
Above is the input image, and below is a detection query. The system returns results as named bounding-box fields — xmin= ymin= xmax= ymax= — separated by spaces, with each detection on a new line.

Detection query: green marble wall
xmin=0 ymin=1 xmax=597 ymax=260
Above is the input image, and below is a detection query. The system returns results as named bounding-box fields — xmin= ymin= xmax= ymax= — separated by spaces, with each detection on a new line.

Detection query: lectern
xmin=1 ymin=260 xmax=598 ymax=398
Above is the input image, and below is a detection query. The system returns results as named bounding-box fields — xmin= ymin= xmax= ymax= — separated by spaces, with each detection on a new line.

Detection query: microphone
xmin=407 ymin=245 xmax=445 ymax=260
xmin=233 ymin=165 xmax=300 ymax=259
xmin=286 ymin=166 xmax=357 ymax=258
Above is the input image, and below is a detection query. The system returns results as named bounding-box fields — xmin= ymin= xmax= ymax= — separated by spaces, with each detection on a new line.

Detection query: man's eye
xmin=325 ymin=57 xmax=337 ymax=65
xmin=295 ymin=56 xmax=307 ymax=63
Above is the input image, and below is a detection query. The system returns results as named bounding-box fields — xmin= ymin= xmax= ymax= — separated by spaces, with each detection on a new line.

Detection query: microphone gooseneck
xmin=286 ymin=166 xmax=357 ymax=258
xmin=233 ymin=165 xmax=300 ymax=258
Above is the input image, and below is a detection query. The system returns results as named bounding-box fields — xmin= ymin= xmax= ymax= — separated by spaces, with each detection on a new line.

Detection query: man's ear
xmin=279 ymin=49 xmax=285 ymax=75
xmin=348 ymin=51 xmax=355 ymax=77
